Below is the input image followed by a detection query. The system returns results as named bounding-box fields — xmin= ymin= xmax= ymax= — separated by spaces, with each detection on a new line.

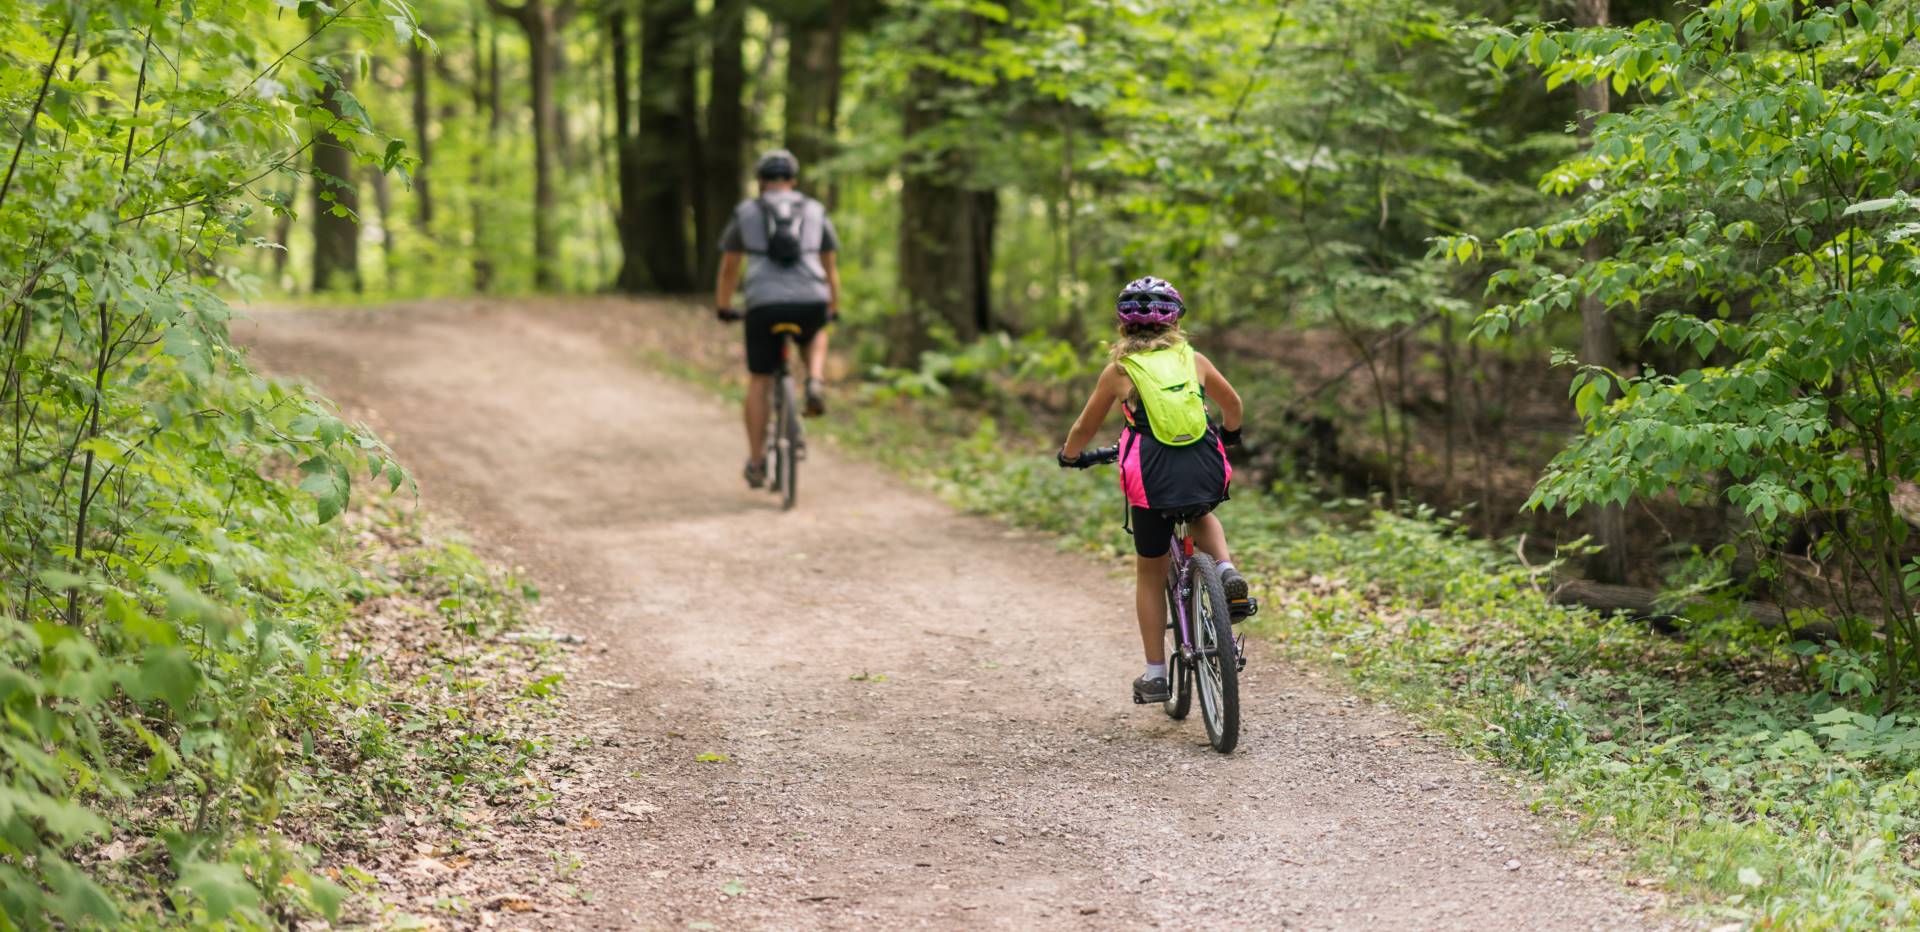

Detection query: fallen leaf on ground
xmin=484 ymin=894 xmax=537 ymax=912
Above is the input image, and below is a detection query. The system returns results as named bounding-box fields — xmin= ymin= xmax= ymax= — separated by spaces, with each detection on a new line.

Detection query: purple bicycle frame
xmin=1164 ymin=523 xmax=1197 ymax=659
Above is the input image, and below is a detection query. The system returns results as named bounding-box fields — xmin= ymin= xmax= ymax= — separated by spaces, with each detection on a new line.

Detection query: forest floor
xmin=239 ymin=298 xmax=1674 ymax=930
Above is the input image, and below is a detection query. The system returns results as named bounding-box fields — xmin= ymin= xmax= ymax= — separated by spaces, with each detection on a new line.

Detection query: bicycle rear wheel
xmin=764 ymin=380 xmax=786 ymax=498
xmin=1188 ymin=552 xmax=1240 ymax=753
xmin=776 ymin=373 xmax=799 ymax=511
xmin=1162 ymin=579 xmax=1192 ymax=720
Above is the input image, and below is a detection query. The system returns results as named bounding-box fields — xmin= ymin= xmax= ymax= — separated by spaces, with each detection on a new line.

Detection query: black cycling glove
xmin=1221 ymin=427 xmax=1243 ymax=448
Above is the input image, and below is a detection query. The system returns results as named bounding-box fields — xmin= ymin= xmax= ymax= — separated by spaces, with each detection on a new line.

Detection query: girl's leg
xmin=1192 ymin=512 xmax=1232 ymax=564
xmin=1136 ymin=554 xmax=1171 ymax=663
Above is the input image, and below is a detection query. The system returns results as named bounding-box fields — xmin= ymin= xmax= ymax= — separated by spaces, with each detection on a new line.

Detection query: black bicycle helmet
xmin=756 ymin=148 xmax=798 ymax=181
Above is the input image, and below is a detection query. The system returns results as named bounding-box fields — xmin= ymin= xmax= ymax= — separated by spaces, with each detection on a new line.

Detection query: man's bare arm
xmin=716 ymin=251 xmax=745 ymax=311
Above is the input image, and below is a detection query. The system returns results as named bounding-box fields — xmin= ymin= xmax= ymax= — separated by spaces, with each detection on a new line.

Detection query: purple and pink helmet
xmin=1115 ymin=276 xmax=1184 ymax=327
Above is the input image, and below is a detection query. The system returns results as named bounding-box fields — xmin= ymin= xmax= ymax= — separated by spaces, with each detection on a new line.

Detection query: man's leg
xmin=805 ymin=325 xmax=829 ymax=383
xmin=745 ymin=374 xmax=772 ymax=461
xmin=802 ymin=308 xmax=830 ymax=416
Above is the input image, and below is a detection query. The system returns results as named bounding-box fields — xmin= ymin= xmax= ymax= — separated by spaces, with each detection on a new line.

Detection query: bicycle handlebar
xmin=1058 ymin=445 xmax=1119 ymax=469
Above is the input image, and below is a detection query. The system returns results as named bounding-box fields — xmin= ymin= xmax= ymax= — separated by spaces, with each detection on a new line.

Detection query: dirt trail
xmin=240 ymin=299 xmax=1668 ymax=930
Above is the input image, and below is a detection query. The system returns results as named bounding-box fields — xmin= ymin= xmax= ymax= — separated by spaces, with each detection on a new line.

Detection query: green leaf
xmin=1843 ymin=197 xmax=1901 ymax=216
xmin=126 ymin=646 xmax=200 ymax=714
xmin=36 ymin=569 xmax=88 ymax=591
xmin=175 ymin=861 xmax=260 ymax=922
xmin=299 ymin=457 xmax=351 ymax=523
xmin=43 ymin=858 xmax=120 ymax=924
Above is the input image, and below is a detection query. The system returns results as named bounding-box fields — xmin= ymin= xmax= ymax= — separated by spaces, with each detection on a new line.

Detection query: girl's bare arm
xmin=1061 ymin=363 xmax=1128 ymax=457
xmin=1196 ymin=353 xmax=1243 ymax=431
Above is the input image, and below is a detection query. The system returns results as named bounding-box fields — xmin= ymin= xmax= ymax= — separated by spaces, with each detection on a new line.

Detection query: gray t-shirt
xmin=720 ymin=190 xmax=839 ymax=308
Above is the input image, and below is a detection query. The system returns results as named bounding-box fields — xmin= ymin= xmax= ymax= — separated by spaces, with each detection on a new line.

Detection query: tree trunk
xmin=491 ymin=0 xmax=562 ymax=291
xmin=701 ymin=0 xmax=746 ymax=285
xmin=682 ymin=27 xmax=710 ymax=287
xmin=472 ymin=13 xmax=500 ymax=292
xmin=781 ymin=1 xmax=846 ymax=175
xmin=409 ymin=37 xmax=434 ymax=229
xmin=367 ymin=164 xmax=394 ymax=287
xmin=967 ymin=189 xmax=996 ymax=335
xmin=1575 ymin=0 xmax=1626 ymax=583
xmin=897 ymin=58 xmax=993 ymax=360
xmin=636 ymin=0 xmax=696 ymax=292
xmin=310 ymin=63 xmax=361 ymax=293
xmin=608 ymin=0 xmax=647 ymax=292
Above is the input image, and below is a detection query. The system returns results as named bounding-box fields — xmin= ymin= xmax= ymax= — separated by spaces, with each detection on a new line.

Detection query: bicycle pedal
xmin=1229 ymin=596 xmax=1258 ymax=620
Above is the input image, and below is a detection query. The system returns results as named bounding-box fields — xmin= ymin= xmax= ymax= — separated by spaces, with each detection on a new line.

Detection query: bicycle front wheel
xmin=1188 ymin=552 xmax=1240 ymax=753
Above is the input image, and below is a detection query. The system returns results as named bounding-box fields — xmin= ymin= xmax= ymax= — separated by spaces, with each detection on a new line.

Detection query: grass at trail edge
xmin=647 ymin=341 xmax=1920 ymax=930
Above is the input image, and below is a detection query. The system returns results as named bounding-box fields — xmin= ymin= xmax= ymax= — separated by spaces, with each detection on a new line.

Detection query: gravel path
xmin=241 ymin=298 xmax=1671 ymax=930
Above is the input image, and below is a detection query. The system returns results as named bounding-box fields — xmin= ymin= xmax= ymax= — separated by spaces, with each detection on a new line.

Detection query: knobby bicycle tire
xmin=1188 ymin=552 xmax=1241 ymax=753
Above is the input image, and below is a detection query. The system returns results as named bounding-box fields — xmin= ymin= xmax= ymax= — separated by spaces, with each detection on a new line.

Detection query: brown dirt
xmin=238 ymin=298 xmax=1676 ymax=930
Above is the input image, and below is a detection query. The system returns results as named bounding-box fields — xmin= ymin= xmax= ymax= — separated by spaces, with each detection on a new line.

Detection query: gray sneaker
xmin=743 ymin=459 xmax=767 ymax=489
xmin=1132 ymin=674 xmax=1171 ymax=704
xmin=1222 ymin=566 xmax=1255 ymax=619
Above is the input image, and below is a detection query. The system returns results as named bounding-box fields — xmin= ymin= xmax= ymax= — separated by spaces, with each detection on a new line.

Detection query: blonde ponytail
xmin=1108 ymin=323 xmax=1187 ymax=364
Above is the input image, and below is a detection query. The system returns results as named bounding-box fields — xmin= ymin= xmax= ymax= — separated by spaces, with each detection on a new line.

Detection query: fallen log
xmin=1550 ymin=578 xmax=1842 ymax=643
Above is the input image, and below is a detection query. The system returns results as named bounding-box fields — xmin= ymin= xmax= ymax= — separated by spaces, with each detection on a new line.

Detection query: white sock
xmin=1143 ymin=662 xmax=1167 ymax=681
xmin=1218 ymin=560 xmax=1238 ymax=575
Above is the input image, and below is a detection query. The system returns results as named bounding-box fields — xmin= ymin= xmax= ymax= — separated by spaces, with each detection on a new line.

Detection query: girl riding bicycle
xmin=1057 ymin=276 xmax=1251 ymax=705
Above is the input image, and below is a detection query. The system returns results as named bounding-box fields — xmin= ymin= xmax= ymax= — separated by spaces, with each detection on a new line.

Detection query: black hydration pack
xmin=759 ymin=197 xmax=804 ymax=267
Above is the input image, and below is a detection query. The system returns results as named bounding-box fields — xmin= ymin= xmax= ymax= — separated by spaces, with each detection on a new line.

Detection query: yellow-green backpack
xmin=1118 ymin=342 xmax=1209 ymax=446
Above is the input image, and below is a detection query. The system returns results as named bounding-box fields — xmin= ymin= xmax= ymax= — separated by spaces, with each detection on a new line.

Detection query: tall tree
xmin=408 ymin=36 xmax=434 ymax=228
xmin=780 ymin=0 xmax=846 ymax=172
xmin=634 ymin=0 xmax=697 ymax=291
xmin=1574 ymin=0 xmax=1627 ymax=583
xmin=472 ymin=12 xmax=502 ymax=292
xmin=699 ymin=0 xmax=746 ymax=283
xmin=608 ymin=0 xmax=646 ymax=291
xmin=897 ymin=52 xmax=996 ymax=359
xmin=488 ymin=0 xmax=571 ymax=291
xmin=310 ymin=61 xmax=361 ymax=292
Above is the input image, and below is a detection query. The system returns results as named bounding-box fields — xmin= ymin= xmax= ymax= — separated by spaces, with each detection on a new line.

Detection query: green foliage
xmin=838 ymin=0 xmax=1535 ymax=341
xmin=0 ymin=0 xmax=557 ymax=925
xmin=1440 ymin=0 xmax=1920 ymax=692
xmin=1264 ymin=511 xmax=1920 ymax=926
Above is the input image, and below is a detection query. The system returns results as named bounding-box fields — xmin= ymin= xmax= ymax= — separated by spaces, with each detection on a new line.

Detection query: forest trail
xmin=239 ymin=299 xmax=1667 ymax=931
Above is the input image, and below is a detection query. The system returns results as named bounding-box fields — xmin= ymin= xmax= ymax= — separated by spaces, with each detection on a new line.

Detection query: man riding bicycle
xmin=714 ymin=149 xmax=841 ymax=489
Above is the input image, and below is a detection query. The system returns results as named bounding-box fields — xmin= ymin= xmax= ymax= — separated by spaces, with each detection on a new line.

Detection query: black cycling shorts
xmin=1130 ymin=504 xmax=1219 ymax=558
xmin=744 ymin=302 xmax=830 ymax=375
